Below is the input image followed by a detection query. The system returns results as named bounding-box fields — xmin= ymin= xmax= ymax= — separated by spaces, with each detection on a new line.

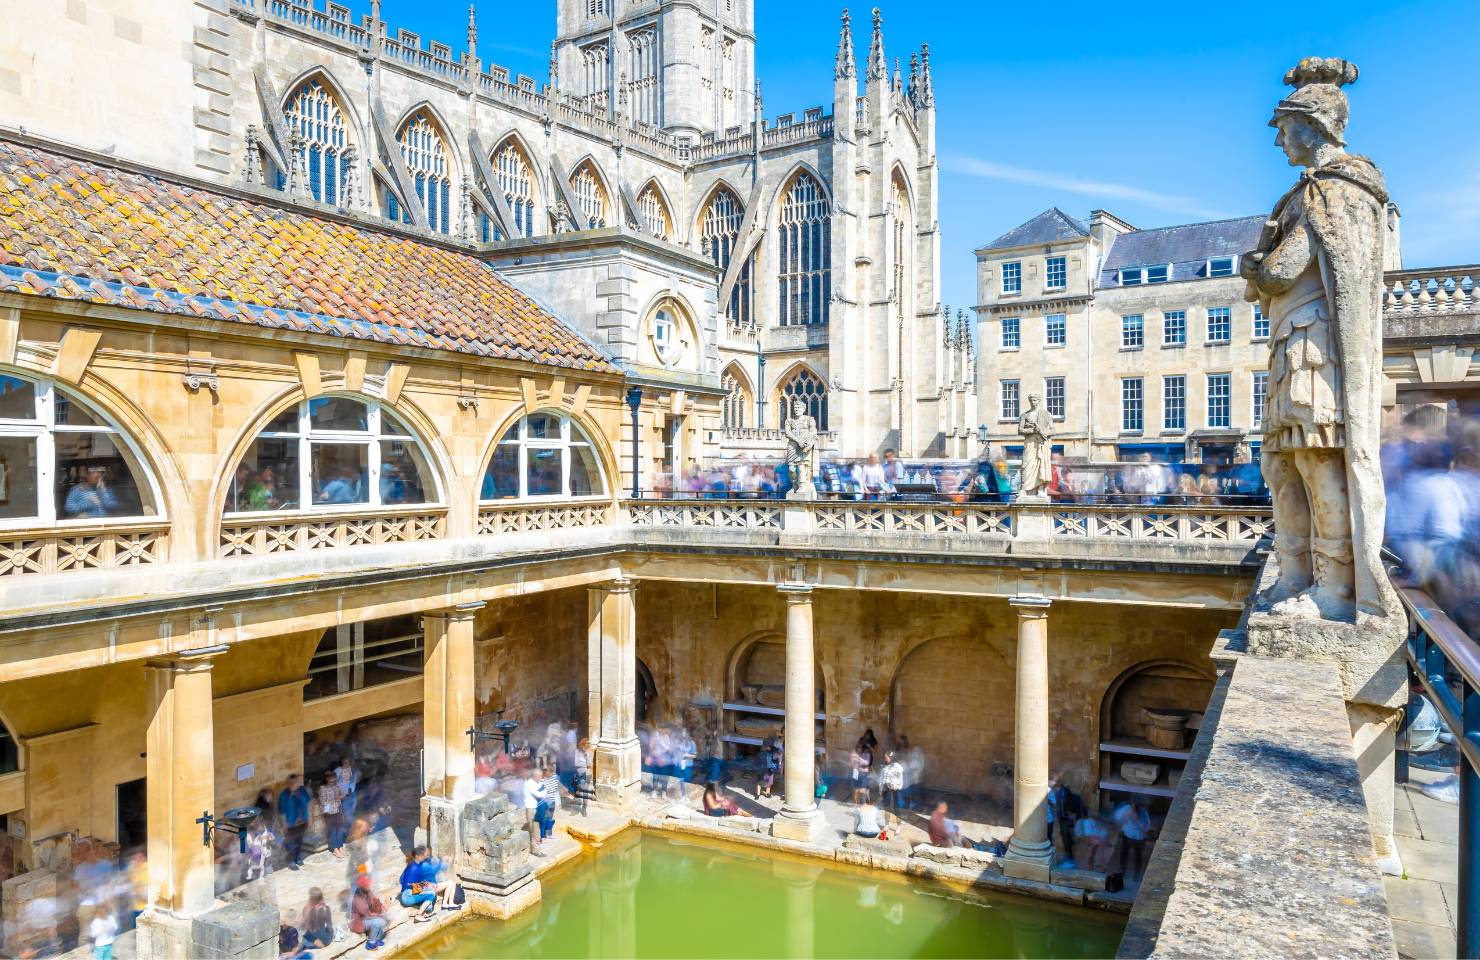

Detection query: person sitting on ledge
xmin=928 ymin=801 xmax=961 ymax=848
xmin=854 ymin=799 xmax=884 ymax=839
xmin=298 ymin=887 xmax=333 ymax=950
xmin=350 ymin=873 xmax=389 ymax=951
xmin=398 ymin=845 xmax=451 ymax=922
xmin=702 ymin=781 xmax=752 ymax=818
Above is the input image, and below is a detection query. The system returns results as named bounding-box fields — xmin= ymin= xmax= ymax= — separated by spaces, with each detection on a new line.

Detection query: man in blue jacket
xmin=278 ymin=773 xmax=312 ymax=869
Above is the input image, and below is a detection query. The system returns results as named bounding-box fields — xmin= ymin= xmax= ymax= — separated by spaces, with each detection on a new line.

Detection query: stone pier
xmin=1003 ymin=595 xmax=1054 ymax=882
xmin=422 ymin=601 xmax=485 ymax=861
xmin=771 ymin=582 xmax=825 ymax=843
xmin=589 ymin=577 xmax=642 ymax=807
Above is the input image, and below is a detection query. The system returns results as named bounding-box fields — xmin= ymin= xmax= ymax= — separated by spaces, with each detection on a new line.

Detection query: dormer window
xmin=1146 ymin=264 xmax=1168 ymax=284
xmin=1207 ymin=256 xmax=1236 ymax=278
xmin=1119 ymin=267 xmax=1143 ymax=287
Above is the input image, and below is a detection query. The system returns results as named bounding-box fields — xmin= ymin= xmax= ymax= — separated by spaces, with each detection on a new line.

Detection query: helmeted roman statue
xmin=784 ymin=397 xmax=819 ymax=500
xmin=1017 ymin=393 xmax=1053 ymax=501
xmin=1244 ymin=57 xmax=1397 ymax=624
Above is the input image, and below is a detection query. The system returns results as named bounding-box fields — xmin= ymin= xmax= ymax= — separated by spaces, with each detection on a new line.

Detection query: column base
xmin=594 ymin=736 xmax=643 ymax=808
xmin=770 ymin=807 xmax=826 ymax=843
xmin=135 ymin=900 xmax=278 ymax=960
xmin=1002 ymin=837 xmax=1054 ymax=883
xmin=423 ymin=795 xmax=466 ymax=865
xmin=463 ymin=870 xmax=543 ymax=920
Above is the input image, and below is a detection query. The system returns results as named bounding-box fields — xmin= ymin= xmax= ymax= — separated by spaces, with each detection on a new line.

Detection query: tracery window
xmin=580 ymin=41 xmax=610 ymax=111
xmin=494 ymin=139 xmax=536 ymax=238
xmin=701 ymin=187 xmax=753 ymax=330
xmin=626 ymin=28 xmax=660 ymax=126
xmin=395 ymin=111 xmax=453 ymax=234
xmin=0 ymin=373 xmax=160 ymax=526
xmin=777 ymin=172 xmax=831 ymax=327
xmin=721 ymin=367 xmax=751 ymax=431
xmin=636 ymin=183 xmax=671 ymax=240
xmin=283 ymin=78 xmax=351 ymax=206
xmin=779 ymin=368 xmax=828 ymax=431
xmin=224 ymin=396 xmax=436 ymax=514
xmin=481 ymin=413 xmax=606 ymax=500
xmin=570 ymin=162 xmax=608 ymax=229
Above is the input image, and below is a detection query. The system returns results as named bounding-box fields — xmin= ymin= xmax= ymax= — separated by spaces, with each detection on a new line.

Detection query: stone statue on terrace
xmin=1243 ymin=56 xmax=1397 ymax=625
xmin=1017 ymin=392 xmax=1053 ymax=502
xmin=783 ymin=398 xmax=819 ymax=501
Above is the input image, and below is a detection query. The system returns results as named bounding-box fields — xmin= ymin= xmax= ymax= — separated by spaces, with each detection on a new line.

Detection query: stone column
xmin=771 ymin=582 xmax=824 ymax=842
xmin=143 ymin=647 xmax=221 ymax=917
xmin=422 ymin=601 xmax=485 ymax=803
xmin=588 ymin=577 xmax=641 ymax=806
xmin=422 ymin=601 xmax=484 ymax=861
xmin=1003 ymin=595 xmax=1054 ymax=882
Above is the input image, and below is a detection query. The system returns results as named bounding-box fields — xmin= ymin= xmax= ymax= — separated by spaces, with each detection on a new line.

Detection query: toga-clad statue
xmin=784 ymin=398 xmax=819 ymax=501
xmin=1017 ymin=392 xmax=1053 ymax=501
xmin=1244 ymin=57 xmax=1396 ymax=624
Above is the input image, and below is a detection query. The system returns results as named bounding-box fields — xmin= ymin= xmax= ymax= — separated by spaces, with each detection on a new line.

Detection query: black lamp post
xmin=198 ymin=806 xmax=262 ymax=854
xmin=625 ymin=384 xmax=643 ymax=498
xmin=977 ymin=423 xmax=989 ymax=446
xmin=755 ymin=340 xmax=767 ymax=428
xmin=468 ymin=709 xmax=520 ymax=755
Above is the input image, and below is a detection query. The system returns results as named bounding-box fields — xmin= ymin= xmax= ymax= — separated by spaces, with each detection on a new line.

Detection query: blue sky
xmin=351 ymin=0 xmax=1478 ymax=311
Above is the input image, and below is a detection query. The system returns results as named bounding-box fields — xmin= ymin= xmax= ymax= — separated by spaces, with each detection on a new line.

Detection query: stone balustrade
xmin=218 ymin=507 xmax=446 ymax=558
xmin=475 ymin=499 xmax=613 ymax=535
xmin=1383 ymin=266 xmax=1480 ymax=318
xmin=0 ymin=521 xmax=170 ymax=577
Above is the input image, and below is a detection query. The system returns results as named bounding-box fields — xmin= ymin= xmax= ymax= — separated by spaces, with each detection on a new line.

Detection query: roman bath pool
xmin=399 ymin=831 xmax=1126 ymax=959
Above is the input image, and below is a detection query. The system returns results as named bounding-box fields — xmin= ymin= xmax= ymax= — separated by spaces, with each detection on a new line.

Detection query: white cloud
xmin=942 ymin=154 xmax=1227 ymax=220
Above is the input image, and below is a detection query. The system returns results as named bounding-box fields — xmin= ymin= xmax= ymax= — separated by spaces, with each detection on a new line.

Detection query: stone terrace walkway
xmin=1390 ymin=764 xmax=1460 ymax=960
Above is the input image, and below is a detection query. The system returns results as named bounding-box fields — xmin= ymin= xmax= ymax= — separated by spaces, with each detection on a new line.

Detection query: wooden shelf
xmin=1099 ymin=737 xmax=1191 ymax=762
xmin=721 ymin=734 xmax=764 ymax=746
xmin=722 ymin=702 xmax=826 ymax=721
xmin=1099 ymin=774 xmax=1178 ymax=799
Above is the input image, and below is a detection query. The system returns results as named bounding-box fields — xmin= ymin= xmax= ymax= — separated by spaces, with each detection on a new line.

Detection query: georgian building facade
xmin=0 ymin=0 xmax=965 ymax=458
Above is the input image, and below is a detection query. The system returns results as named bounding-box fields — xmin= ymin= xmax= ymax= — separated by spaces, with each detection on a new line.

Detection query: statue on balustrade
xmin=784 ymin=397 xmax=819 ymax=501
xmin=1016 ymin=393 xmax=1053 ymax=502
xmin=1243 ymin=57 xmax=1397 ymax=624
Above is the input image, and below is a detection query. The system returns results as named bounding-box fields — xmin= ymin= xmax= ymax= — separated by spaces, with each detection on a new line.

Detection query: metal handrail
xmin=1393 ymin=572 xmax=1479 ymax=958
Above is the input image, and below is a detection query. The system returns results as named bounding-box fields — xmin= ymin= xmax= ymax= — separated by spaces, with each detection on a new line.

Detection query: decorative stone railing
xmin=475 ymin=500 xmax=613 ymax=535
xmin=1383 ymin=266 xmax=1479 ymax=318
xmin=690 ymin=132 xmax=755 ymax=162
xmin=0 ymin=522 xmax=170 ymax=577
xmin=218 ymin=507 xmax=446 ymax=558
xmin=1051 ymin=507 xmax=1272 ymax=542
xmin=762 ymin=115 xmax=834 ymax=149
xmin=627 ymin=500 xmax=784 ymax=530
xmin=814 ymin=501 xmax=1013 ymax=537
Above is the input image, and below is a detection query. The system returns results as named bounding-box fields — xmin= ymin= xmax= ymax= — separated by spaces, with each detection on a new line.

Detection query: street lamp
xmin=977 ymin=424 xmax=989 ymax=446
xmin=197 ymin=806 xmax=262 ymax=854
xmin=624 ymin=384 xmax=643 ymax=498
xmin=468 ymin=709 xmax=520 ymax=755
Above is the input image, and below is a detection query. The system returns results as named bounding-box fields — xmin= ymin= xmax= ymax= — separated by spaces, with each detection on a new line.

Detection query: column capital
xmin=777 ymin=581 xmax=814 ymax=601
xmin=144 ymin=644 xmax=227 ymax=673
xmin=426 ymin=600 xmax=486 ymax=622
xmin=1008 ymin=595 xmax=1051 ymax=617
xmin=590 ymin=575 xmax=638 ymax=596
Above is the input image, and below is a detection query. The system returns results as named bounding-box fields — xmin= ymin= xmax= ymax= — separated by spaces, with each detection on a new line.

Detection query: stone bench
xmin=664 ymin=805 xmax=759 ymax=832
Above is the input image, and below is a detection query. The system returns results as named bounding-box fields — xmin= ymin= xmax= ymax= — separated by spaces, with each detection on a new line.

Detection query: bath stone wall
xmin=475 ymin=588 xmax=590 ymax=736
xmin=634 ymin=581 xmax=1237 ymax=797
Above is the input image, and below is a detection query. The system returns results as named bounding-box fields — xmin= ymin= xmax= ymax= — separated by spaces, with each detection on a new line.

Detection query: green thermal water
xmin=400 ymin=831 xmax=1125 ymax=959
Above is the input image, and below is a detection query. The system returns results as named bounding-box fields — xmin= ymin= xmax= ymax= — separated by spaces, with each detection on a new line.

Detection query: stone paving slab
xmin=1389 ymin=767 xmax=1457 ymax=960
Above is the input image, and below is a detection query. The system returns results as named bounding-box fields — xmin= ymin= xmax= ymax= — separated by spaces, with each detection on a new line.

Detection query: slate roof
xmin=980 ymin=208 xmax=1088 ymax=251
xmin=0 ymin=138 xmax=615 ymax=372
xmin=1098 ymin=215 xmax=1265 ymax=287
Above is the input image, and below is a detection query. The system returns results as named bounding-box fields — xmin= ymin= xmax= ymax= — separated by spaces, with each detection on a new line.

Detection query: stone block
xmin=717 ymin=815 xmax=759 ymax=832
xmin=910 ymin=844 xmax=998 ymax=869
xmin=842 ymin=834 xmax=911 ymax=858
xmin=459 ymin=792 xmax=533 ymax=888
xmin=189 ymin=900 xmax=279 ymax=959
xmin=1051 ymin=866 xmax=1107 ymax=892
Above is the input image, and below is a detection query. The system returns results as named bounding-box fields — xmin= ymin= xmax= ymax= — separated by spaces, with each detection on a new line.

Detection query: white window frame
xmin=1119 ymin=267 xmax=1144 ymax=286
xmin=1121 ymin=377 xmax=1144 ymax=433
xmin=1253 ymin=304 xmax=1269 ymax=341
xmin=1207 ymin=255 xmax=1237 ymax=278
xmin=1163 ymin=375 xmax=1186 ymax=432
xmin=1001 ymin=261 xmax=1022 ymax=294
xmin=482 ymin=413 xmax=607 ymax=502
xmin=1121 ymin=314 xmax=1144 ymax=350
xmin=1146 ymin=264 xmax=1169 ymax=284
xmin=1045 ymin=313 xmax=1067 ymax=347
xmin=1044 ymin=256 xmax=1067 ymax=291
xmin=1163 ymin=310 xmax=1187 ymax=346
xmin=228 ymin=396 xmax=440 ymax=517
xmin=1045 ymin=377 xmax=1065 ymax=420
xmin=1001 ymin=316 xmax=1020 ymax=350
xmin=999 ymin=380 xmax=1020 ymax=422
xmin=1252 ymin=371 xmax=1269 ymax=429
xmin=1207 ymin=373 xmax=1232 ymax=428
xmin=1206 ymin=307 xmax=1232 ymax=344
xmin=0 ymin=374 xmax=164 ymax=531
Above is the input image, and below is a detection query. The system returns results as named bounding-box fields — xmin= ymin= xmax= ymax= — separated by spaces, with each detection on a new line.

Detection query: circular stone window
xmin=651 ymin=306 xmax=682 ymax=367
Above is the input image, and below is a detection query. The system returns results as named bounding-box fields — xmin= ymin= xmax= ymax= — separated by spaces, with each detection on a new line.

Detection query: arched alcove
xmin=725 ymin=635 xmax=825 ymax=749
xmin=890 ymin=636 xmax=1013 ymax=797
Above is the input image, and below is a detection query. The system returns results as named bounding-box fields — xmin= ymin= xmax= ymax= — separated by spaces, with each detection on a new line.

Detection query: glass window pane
xmin=0 ymin=377 xmax=37 ymax=421
xmin=526 ymin=414 xmax=558 ymax=440
xmin=380 ymin=410 xmax=413 ymax=437
xmin=311 ymin=442 xmax=368 ymax=505
xmin=308 ymin=396 xmax=368 ymax=432
xmin=53 ymin=392 xmax=106 ymax=428
xmin=0 ymin=434 xmax=39 ymax=520
xmin=379 ymin=439 xmax=431 ymax=505
xmin=481 ymin=444 xmax=520 ymax=500
xmin=54 ymin=432 xmax=151 ymax=518
xmin=570 ymin=444 xmax=603 ymax=496
xmin=263 ymin=406 xmax=300 ymax=434
xmin=226 ymin=437 xmax=301 ymax=512
xmin=526 ymin=447 xmax=563 ymax=496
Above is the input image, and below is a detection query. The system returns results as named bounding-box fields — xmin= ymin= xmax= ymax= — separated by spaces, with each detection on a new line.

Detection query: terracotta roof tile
xmin=0 ymin=139 xmax=615 ymax=373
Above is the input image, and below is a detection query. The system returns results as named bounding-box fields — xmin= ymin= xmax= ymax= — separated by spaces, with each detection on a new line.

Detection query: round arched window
xmin=481 ymin=413 xmax=606 ymax=500
xmin=225 ymin=396 xmax=438 ymax=514
xmin=0 ymin=373 xmax=160 ymax=526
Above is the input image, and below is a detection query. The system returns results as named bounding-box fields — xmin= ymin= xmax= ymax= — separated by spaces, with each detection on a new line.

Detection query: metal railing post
xmin=1463 ymin=690 xmax=1480 ymax=959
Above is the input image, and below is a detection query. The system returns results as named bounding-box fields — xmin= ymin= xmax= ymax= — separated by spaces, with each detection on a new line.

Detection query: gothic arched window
xmin=637 ymin=183 xmax=671 ymax=240
xmin=0 ymin=372 xmax=161 ymax=526
xmin=777 ymin=171 xmax=831 ymax=327
xmin=396 ymin=111 xmax=453 ymax=234
xmin=780 ymin=368 xmax=828 ymax=431
xmin=570 ymin=161 xmax=608 ymax=229
xmin=701 ymin=186 xmax=753 ymax=331
xmin=626 ymin=29 xmax=660 ymax=126
xmin=721 ymin=366 xmax=751 ymax=432
xmin=494 ymin=139 xmax=536 ymax=239
xmin=283 ymin=78 xmax=352 ymax=206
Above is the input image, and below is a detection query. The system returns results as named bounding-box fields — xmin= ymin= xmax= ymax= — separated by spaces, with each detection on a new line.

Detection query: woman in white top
xmin=522 ymin=769 xmax=548 ymax=854
xmin=855 ymin=801 xmax=884 ymax=839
